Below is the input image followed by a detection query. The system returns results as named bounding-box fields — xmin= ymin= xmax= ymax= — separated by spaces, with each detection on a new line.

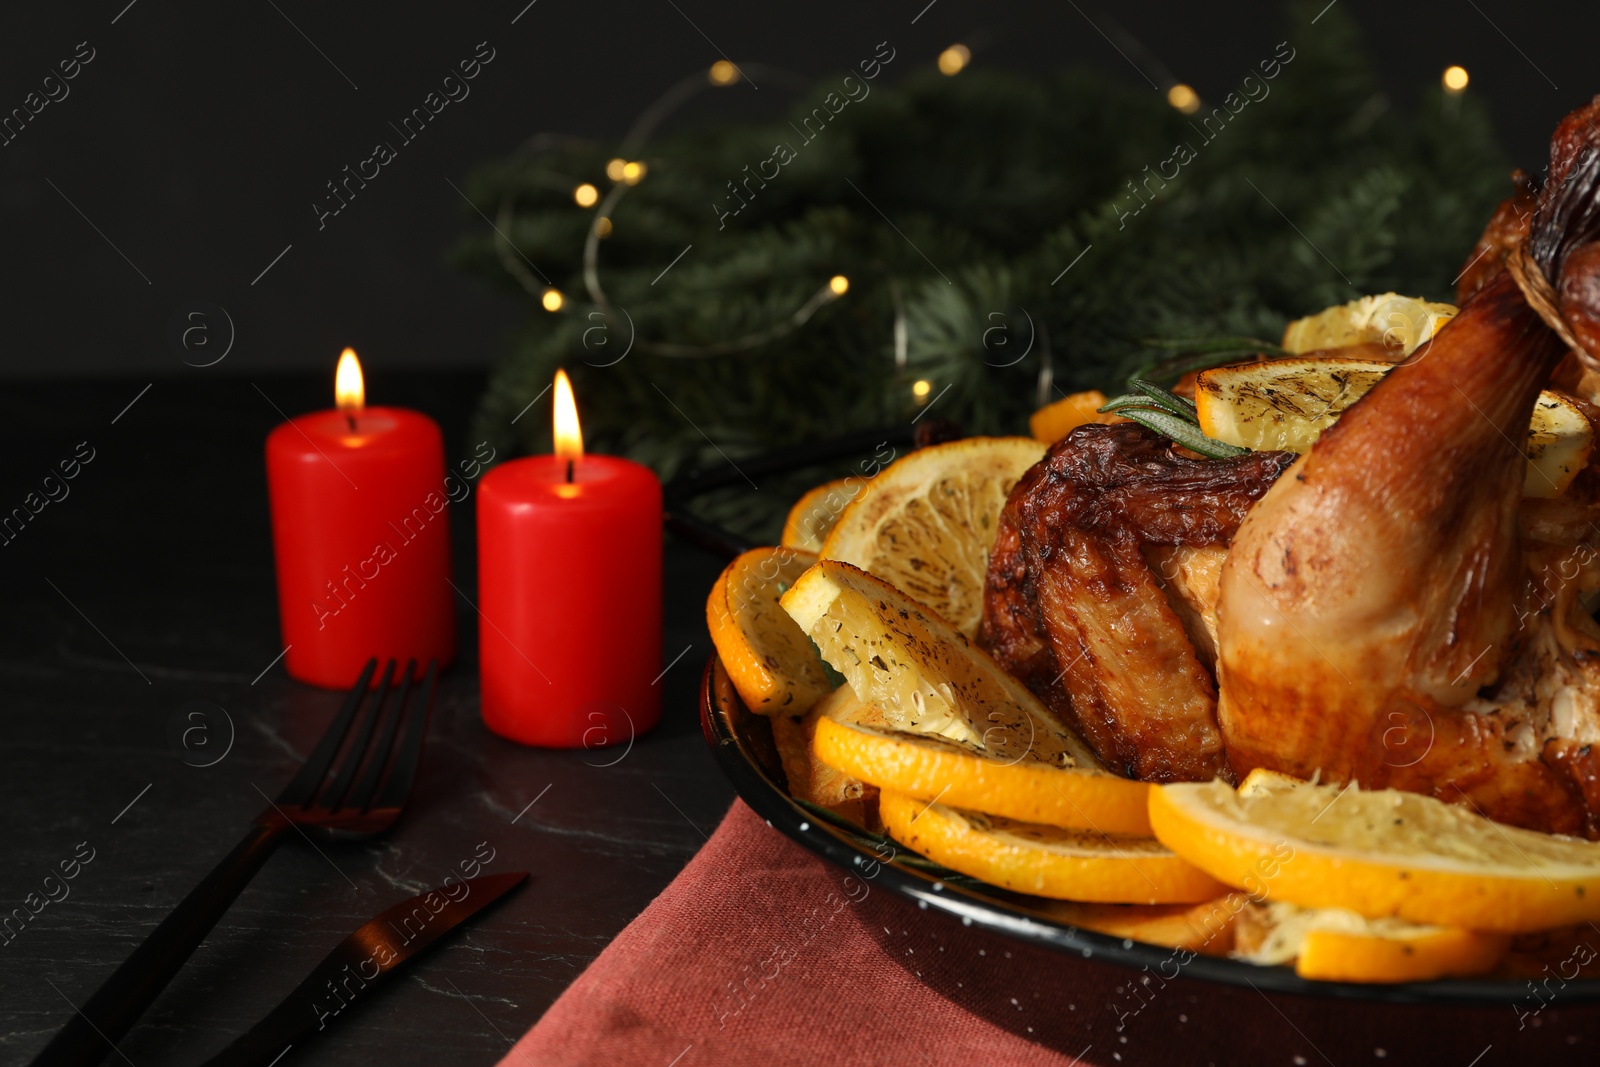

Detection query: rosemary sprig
xmin=1098 ymin=378 xmax=1248 ymax=460
xmin=1101 ymin=378 xmax=1199 ymax=421
xmin=1123 ymin=408 xmax=1247 ymax=459
xmin=1096 ymin=336 xmax=1271 ymax=460
xmin=1126 ymin=335 xmax=1288 ymax=389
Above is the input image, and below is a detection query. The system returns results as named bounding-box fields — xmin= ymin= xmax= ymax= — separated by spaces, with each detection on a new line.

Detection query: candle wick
xmin=346 ymin=413 xmax=358 ymax=432
xmin=565 ymin=458 xmax=575 ymax=483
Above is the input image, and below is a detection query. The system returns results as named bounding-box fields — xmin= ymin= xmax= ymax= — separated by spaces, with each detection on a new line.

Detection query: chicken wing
xmin=981 ymin=424 xmax=1293 ymax=782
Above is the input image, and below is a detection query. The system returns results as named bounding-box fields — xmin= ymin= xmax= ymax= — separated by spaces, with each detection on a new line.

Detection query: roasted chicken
xmin=1216 ymin=98 xmax=1600 ymax=836
xmin=982 ymin=97 xmax=1600 ymax=835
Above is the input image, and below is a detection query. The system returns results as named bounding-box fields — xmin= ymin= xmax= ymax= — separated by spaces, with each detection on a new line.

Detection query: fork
xmin=32 ymin=656 xmax=438 ymax=1067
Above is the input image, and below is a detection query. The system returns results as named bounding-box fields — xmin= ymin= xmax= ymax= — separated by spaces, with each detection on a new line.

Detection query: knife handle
xmin=200 ymin=871 xmax=530 ymax=1067
xmin=32 ymin=819 xmax=288 ymax=1067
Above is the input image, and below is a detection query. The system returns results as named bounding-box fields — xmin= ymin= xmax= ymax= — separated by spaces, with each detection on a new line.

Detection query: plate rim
xmin=699 ymin=652 xmax=1600 ymax=1006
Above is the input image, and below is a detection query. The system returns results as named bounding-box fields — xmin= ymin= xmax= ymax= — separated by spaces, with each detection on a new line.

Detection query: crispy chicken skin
xmin=1456 ymin=169 xmax=1537 ymax=305
xmin=980 ymin=424 xmax=1292 ymax=782
xmin=1216 ymin=99 xmax=1600 ymax=835
xmin=981 ymin=98 xmax=1600 ymax=833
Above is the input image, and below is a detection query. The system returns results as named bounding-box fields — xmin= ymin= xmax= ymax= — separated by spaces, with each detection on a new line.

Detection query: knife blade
xmin=199 ymin=870 xmax=528 ymax=1066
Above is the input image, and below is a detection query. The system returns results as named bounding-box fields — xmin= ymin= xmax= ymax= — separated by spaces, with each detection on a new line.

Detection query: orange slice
xmin=1501 ymin=926 xmax=1600 ymax=979
xmin=1042 ymin=895 xmax=1246 ymax=955
xmin=1297 ymin=924 xmax=1509 ymax=983
xmin=1149 ymin=773 xmax=1600 ymax=933
xmin=770 ymin=685 xmax=874 ymax=825
xmin=1279 ymin=292 xmax=1456 ymax=357
xmin=781 ymin=478 xmax=864 ymax=552
xmin=1193 ymin=358 xmax=1590 ymax=497
xmin=1235 ymin=902 xmax=1509 ymax=983
xmin=1029 ymin=389 xmax=1123 ymax=444
xmin=880 ymin=790 xmax=1227 ymax=904
xmin=786 ymin=560 xmax=1150 ymax=835
xmin=706 ymin=546 xmax=832 ymax=716
xmin=814 ymin=714 xmax=1150 ymax=836
xmin=819 ymin=436 xmax=1045 ymax=637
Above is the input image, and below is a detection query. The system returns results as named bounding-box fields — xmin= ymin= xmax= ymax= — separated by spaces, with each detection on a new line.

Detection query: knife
xmin=199 ymin=871 xmax=528 ymax=1066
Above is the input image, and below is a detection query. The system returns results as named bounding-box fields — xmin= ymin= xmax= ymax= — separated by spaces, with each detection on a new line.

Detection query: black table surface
xmin=0 ymin=371 xmax=733 ymax=1065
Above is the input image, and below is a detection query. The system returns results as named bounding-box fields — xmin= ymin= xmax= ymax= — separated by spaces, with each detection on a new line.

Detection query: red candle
xmin=266 ymin=349 xmax=456 ymax=688
xmin=477 ymin=370 xmax=662 ymax=747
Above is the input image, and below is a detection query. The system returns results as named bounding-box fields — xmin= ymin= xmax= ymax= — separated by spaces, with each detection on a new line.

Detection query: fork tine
xmin=324 ymin=659 xmax=397 ymax=811
xmin=277 ymin=657 xmax=378 ymax=807
xmin=347 ymin=658 xmax=415 ymax=812
xmin=372 ymin=658 xmax=437 ymax=812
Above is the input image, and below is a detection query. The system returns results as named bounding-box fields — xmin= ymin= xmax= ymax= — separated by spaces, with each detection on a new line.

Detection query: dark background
xmin=0 ymin=0 xmax=1596 ymax=382
xmin=4 ymin=4 xmax=1600 ymax=1061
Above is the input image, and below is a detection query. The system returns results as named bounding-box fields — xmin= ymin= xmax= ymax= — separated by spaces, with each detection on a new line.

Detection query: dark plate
xmin=699 ymin=653 xmax=1600 ymax=1005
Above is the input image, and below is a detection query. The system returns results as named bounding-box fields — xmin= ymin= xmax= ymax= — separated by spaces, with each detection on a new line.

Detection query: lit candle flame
xmin=335 ymin=348 xmax=364 ymax=414
xmin=553 ymin=369 xmax=584 ymax=462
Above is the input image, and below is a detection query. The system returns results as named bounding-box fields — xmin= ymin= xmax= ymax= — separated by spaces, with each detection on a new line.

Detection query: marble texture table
xmin=0 ymin=371 xmax=733 ymax=1064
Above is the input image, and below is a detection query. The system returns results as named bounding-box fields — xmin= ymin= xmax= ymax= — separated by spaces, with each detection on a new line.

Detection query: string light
xmin=1166 ymin=83 xmax=1200 ymax=114
xmin=500 ymin=66 xmax=877 ymax=359
xmin=912 ymin=379 xmax=933 ymax=398
xmin=709 ymin=60 xmax=738 ymax=86
xmin=573 ymin=182 xmax=599 ymax=207
xmin=937 ymin=44 xmax=971 ymax=76
xmin=1443 ymin=65 xmax=1469 ymax=93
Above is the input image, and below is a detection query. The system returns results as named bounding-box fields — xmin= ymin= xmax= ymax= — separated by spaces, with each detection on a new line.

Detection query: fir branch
xmin=1126 ymin=337 xmax=1290 ymax=387
xmin=1134 ymin=335 xmax=1287 ymax=353
xmin=455 ymin=0 xmax=1509 ymax=515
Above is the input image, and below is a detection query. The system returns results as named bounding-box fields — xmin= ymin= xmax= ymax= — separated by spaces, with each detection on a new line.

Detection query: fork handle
xmin=31 ymin=818 xmax=288 ymax=1067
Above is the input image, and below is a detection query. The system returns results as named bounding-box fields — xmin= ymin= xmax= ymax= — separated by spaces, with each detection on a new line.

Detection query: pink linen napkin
xmin=498 ymin=801 xmax=1597 ymax=1066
